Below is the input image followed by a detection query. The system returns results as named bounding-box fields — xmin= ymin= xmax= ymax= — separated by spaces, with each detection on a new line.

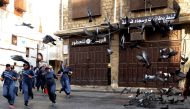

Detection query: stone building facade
xmin=55 ymin=0 xmax=190 ymax=88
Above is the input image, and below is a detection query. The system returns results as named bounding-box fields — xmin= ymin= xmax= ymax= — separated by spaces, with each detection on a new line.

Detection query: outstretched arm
xmin=0 ymin=77 xmax=4 ymax=81
xmin=1 ymin=72 xmax=4 ymax=81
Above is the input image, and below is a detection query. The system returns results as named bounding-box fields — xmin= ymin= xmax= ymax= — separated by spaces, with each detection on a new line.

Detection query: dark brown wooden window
xmin=12 ymin=35 xmax=17 ymax=45
xmin=71 ymin=0 xmax=101 ymax=19
xmin=129 ymin=0 xmax=168 ymax=11
xmin=0 ymin=0 xmax=9 ymax=10
xmin=2 ymin=0 xmax=9 ymax=4
xmin=26 ymin=47 xmax=29 ymax=57
xmin=14 ymin=0 xmax=26 ymax=16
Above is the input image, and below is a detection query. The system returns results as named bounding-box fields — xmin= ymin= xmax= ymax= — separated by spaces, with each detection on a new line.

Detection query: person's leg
xmin=28 ymin=82 xmax=33 ymax=99
xmin=9 ymin=83 xmax=16 ymax=105
xmin=22 ymin=82 xmax=29 ymax=106
xmin=32 ymin=78 xmax=35 ymax=89
xmin=64 ymin=77 xmax=71 ymax=96
xmin=15 ymin=86 xmax=18 ymax=96
xmin=3 ymin=85 xmax=10 ymax=102
xmin=68 ymin=75 xmax=71 ymax=83
xmin=59 ymin=79 xmax=65 ymax=93
xmin=41 ymin=80 xmax=45 ymax=93
xmin=47 ymin=83 xmax=55 ymax=103
xmin=19 ymin=81 xmax=22 ymax=92
xmin=50 ymin=83 xmax=56 ymax=103
xmin=36 ymin=78 xmax=41 ymax=91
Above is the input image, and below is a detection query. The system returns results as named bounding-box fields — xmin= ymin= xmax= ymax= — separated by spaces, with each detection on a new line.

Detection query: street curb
xmin=67 ymin=85 xmax=160 ymax=94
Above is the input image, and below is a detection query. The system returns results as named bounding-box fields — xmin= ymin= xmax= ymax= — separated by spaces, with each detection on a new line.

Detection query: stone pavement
xmin=0 ymin=88 xmax=190 ymax=109
xmin=0 ymin=80 xmax=190 ymax=109
xmin=0 ymin=89 xmax=128 ymax=109
xmin=0 ymin=84 xmax=190 ymax=109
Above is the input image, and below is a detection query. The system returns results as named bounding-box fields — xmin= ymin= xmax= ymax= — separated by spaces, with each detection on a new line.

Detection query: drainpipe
xmin=120 ymin=0 xmax=122 ymax=18
xmin=36 ymin=44 xmax=39 ymax=67
xmin=59 ymin=0 xmax=63 ymax=30
xmin=47 ymin=45 xmax=49 ymax=64
xmin=113 ymin=0 xmax=117 ymax=23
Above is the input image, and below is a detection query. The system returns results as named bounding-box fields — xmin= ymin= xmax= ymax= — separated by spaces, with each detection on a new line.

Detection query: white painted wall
xmin=29 ymin=0 xmax=63 ymax=61
xmin=0 ymin=0 xmax=62 ymax=87
xmin=0 ymin=9 xmax=47 ymax=72
xmin=0 ymin=0 xmax=60 ymax=72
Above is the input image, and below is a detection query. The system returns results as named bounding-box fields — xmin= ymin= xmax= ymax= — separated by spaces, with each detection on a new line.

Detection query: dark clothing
xmin=45 ymin=71 xmax=57 ymax=80
xmin=11 ymin=70 xmax=19 ymax=96
xmin=22 ymin=69 xmax=34 ymax=103
xmin=45 ymin=71 xmax=57 ymax=103
xmin=183 ymin=68 xmax=190 ymax=98
xmin=36 ymin=66 xmax=46 ymax=91
xmin=22 ymin=70 xmax=34 ymax=83
xmin=19 ymin=80 xmax=22 ymax=92
xmin=58 ymin=66 xmax=72 ymax=95
xmin=1 ymin=70 xmax=17 ymax=105
xmin=45 ymin=71 xmax=57 ymax=86
xmin=1 ymin=70 xmax=17 ymax=85
xmin=3 ymin=83 xmax=15 ymax=105
xmin=59 ymin=67 xmax=72 ymax=78
xmin=18 ymin=70 xmax=23 ymax=92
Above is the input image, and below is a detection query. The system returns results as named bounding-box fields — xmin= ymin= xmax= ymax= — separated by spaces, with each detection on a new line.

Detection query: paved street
xmin=0 ymin=89 xmax=128 ymax=109
xmin=0 ymin=88 xmax=190 ymax=109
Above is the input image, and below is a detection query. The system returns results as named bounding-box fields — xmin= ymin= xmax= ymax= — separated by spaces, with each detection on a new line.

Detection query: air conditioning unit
xmin=130 ymin=31 xmax=146 ymax=41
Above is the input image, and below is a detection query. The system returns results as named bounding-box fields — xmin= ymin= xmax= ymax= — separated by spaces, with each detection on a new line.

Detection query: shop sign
xmin=71 ymin=37 xmax=107 ymax=46
xmin=120 ymin=13 xmax=176 ymax=25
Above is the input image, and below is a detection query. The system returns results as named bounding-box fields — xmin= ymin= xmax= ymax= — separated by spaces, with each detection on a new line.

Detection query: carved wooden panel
xmin=129 ymin=0 xmax=168 ymax=11
xmin=71 ymin=0 xmax=101 ymax=19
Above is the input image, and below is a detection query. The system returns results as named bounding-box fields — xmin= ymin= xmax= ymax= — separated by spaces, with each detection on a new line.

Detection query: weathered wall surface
xmin=179 ymin=24 xmax=190 ymax=89
xmin=60 ymin=0 xmax=190 ymax=31
xmin=61 ymin=0 xmax=114 ymax=30
xmin=60 ymin=0 xmax=190 ymax=88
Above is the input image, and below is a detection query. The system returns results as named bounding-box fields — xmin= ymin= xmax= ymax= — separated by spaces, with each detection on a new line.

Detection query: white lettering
xmin=122 ymin=13 xmax=176 ymax=24
xmin=71 ymin=37 xmax=107 ymax=46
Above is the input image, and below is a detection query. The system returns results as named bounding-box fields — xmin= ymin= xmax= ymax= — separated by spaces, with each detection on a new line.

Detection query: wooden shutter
xmin=71 ymin=0 xmax=101 ymax=19
xmin=129 ymin=0 xmax=168 ymax=11
xmin=2 ymin=0 xmax=9 ymax=4
xmin=0 ymin=0 xmax=9 ymax=9
xmin=12 ymin=35 xmax=17 ymax=46
xmin=14 ymin=0 xmax=26 ymax=12
xmin=26 ymin=47 xmax=29 ymax=57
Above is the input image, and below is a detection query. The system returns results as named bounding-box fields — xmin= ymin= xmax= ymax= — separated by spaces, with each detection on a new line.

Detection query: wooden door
xmin=70 ymin=43 xmax=109 ymax=85
xmin=119 ymin=30 xmax=181 ymax=87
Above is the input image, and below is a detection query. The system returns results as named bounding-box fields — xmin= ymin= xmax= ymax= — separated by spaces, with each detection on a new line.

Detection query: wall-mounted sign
xmin=120 ymin=13 xmax=176 ymax=25
xmin=71 ymin=37 xmax=107 ymax=46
